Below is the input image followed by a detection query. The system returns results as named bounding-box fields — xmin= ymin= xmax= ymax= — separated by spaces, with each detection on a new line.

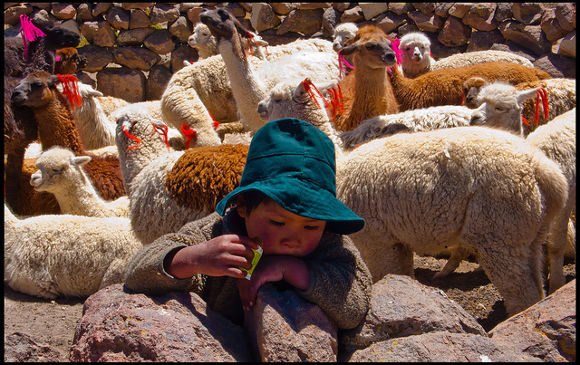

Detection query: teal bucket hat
xmin=216 ymin=118 xmax=365 ymax=235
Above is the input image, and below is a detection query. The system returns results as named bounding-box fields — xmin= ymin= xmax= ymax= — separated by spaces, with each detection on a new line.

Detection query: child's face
xmin=238 ymin=197 xmax=326 ymax=256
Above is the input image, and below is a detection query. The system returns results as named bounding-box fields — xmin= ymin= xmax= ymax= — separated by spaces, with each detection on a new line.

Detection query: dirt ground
xmin=3 ymin=255 xmax=576 ymax=362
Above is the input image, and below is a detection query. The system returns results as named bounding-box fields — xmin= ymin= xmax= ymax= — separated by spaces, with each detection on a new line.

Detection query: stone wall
xmin=4 ymin=3 xmax=576 ymax=103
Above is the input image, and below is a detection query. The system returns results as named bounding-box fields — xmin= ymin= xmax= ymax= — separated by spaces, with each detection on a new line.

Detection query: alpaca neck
xmin=218 ymin=39 xmax=267 ymax=133
xmin=342 ymin=67 xmax=393 ymax=130
xmin=72 ymin=96 xmax=116 ymax=150
xmin=34 ymin=94 xmax=84 ymax=154
xmin=403 ymin=60 xmax=430 ymax=78
xmin=52 ymin=174 xmax=106 ymax=216
xmin=4 ymin=204 xmax=19 ymax=232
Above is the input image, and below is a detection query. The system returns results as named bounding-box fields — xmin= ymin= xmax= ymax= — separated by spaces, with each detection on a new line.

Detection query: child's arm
xmin=124 ymin=213 xmax=258 ymax=295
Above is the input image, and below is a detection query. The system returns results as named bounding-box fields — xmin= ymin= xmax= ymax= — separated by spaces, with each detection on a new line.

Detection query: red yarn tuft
xmin=152 ymin=122 xmax=171 ymax=150
xmin=181 ymin=122 xmax=198 ymax=149
xmin=56 ymin=74 xmax=82 ymax=110
xmin=122 ymin=125 xmax=142 ymax=150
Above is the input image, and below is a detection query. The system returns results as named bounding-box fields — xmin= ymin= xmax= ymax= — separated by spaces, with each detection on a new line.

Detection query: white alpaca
xmin=332 ymin=22 xmax=358 ymax=51
xmin=4 ymin=202 xmax=142 ymax=299
xmin=188 ymin=23 xmax=218 ymax=59
xmin=30 ymin=146 xmax=129 ymax=217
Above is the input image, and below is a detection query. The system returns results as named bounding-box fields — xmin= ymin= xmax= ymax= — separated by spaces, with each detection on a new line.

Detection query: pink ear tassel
xmin=19 ymin=14 xmax=46 ymax=61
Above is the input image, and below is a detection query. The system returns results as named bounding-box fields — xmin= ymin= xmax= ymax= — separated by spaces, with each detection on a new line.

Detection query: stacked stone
xmin=3 ymin=3 xmax=576 ymax=103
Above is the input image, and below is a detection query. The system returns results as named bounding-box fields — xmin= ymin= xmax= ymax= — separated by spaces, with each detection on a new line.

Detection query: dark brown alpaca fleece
xmin=389 ymin=61 xmax=552 ymax=111
xmin=55 ymin=47 xmax=86 ymax=74
xmin=334 ymin=25 xmax=400 ymax=132
xmin=165 ymin=144 xmax=249 ymax=212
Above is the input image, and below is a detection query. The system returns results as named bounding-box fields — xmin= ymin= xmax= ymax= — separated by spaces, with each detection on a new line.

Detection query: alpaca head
xmin=339 ymin=25 xmax=397 ymax=69
xmin=41 ymin=21 xmax=81 ymax=50
xmin=332 ymin=22 xmax=359 ymax=52
xmin=200 ymin=8 xmax=262 ymax=60
xmin=188 ymin=23 xmax=218 ymax=58
xmin=30 ymin=146 xmax=91 ymax=193
xmin=462 ymin=76 xmax=488 ymax=108
xmin=470 ymin=82 xmax=538 ymax=136
xmin=55 ymin=47 xmax=87 ymax=74
xmin=399 ymin=32 xmax=432 ymax=65
xmin=11 ymin=71 xmax=60 ymax=108
xmin=257 ymin=78 xmax=331 ymax=125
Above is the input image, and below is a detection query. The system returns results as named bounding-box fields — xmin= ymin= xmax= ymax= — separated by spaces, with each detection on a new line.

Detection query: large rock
xmin=70 ymin=284 xmax=252 ymax=362
xmin=51 ymin=3 xmax=76 ymax=20
xmin=77 ymin=45 xmax=114 ymax=72
xmin=80 ymin=20 xmax=117 ymax=48
xmin=129 ymin=8 xmax=151 ymax=29
xmin=438 ymin=16 xmax=471 ymax=47
xmin=277 ymin=8 xmax=323 ymax=36
xmin=498 ymin=20 xmax=552 ymax=56
xmin=146 ymin=65 xmax=172 ymax=100
xmin=374 ymin=12 xmax=407 ymax=35
xmin=359 ymin=3 xmax=388 ymax=21
xmin=347 ymin=331 xmax=540 ymax=362
xmin=150 ymin=3 xmax=180 ymax=25
xmin=245 ymin=283 xmax=338 ymax=362
xmin=408 ymin=10 xmax=444 ymax=32
xmin=117 ymin=28 xmax=155 ymax=46
xmin=466 ymin=29 xmax=506 ymax=52
xmin=170 ymin=43 xmax=198 ymax=73
xmin=340 ymin=274 xmax=486 ymax=358
xmin=92 ymin=3 xmax=111 ymax=17
xmin=532 ymin=53 xmax=576 ymax=78
xmin=489 ymin=279 xmax=576 ymax=362
xmin=270 ymin=2 xmax=295 ymax=16
xmin=540 ymin=7 xmax=570 ymax=42
xmin=105 ymin=6 xmax=130 ymax=30
xmin=96 ymin=67 xmax=146 ymax=102
xmin=555 ymin=3 xmax=576 ymax=32
xmin=556 ymin=31 xmax=576 ymax=58
xmin=113 ymin=46 xmax=160 ymax=70
xmin=447 ymin=3 xmax=472 ymax=19
xmin=462 ymin=3 xmax=498 ymax=31
xmin=4 ymin=332 xmax=61 ymax=362
xmin=250 ymin=3 xmax=280 ymax=32
xmin=76 ymin=3 xmax=92 ymax=21
xmin=169 ymin=16 xmax=192 ymax=43
xmin=144 ymin=29 xmax=175 ymax=55
xmin=511 ymin=3 xmax=544 ymax=25
xmin=340 ymin=6 xmax=364 ymax=23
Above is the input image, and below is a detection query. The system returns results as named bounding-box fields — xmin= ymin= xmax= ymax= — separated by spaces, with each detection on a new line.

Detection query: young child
xmin=124 ymin=118 xmax=372 ymax=329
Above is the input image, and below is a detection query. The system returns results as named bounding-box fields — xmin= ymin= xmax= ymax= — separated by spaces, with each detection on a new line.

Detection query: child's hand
xmin=237 ymin=256 xmax=310 ymax=311
xmin=166 ymin=234 xmax=260 ymax=279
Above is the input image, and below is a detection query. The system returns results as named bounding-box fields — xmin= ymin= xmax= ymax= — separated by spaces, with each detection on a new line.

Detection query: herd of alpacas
xmin=4 ymin=8 xmax=576 ymax=318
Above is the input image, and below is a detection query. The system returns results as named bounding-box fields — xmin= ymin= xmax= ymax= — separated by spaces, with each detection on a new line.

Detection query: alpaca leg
xmin=100 ymin=258 xmax=129 ymax=290
xmin=433 ymin=246 xmax=470 ymax=279
xmin=546 ymin=210 xmax=571 ymax=294
xmin=564 ymin=216 xmax=576 ymax=259
xmin=473 ymin=239 xmax=545 ymax=316
xmin=350 ymin=233 xmax=414 ymax=283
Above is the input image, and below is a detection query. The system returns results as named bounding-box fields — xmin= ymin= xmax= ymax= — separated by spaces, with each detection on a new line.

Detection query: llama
xmin=388 ymin=61 xmax=552 ymax=111
xmin=30 ymin=146 xmax=129 ymax=217
xmin=199 ymin=7 xmax=340 ymax=134
xmin=332 ymin=25 xmax=400 ymax=131
xmin=11 ymin=72 xmax=126 ymax=205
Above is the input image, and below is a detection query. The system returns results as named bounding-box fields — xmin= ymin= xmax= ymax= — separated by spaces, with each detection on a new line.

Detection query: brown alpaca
xmin=389 ymin=61 xmax=552 ymax=111
xmin=11 ymin=71 xmax=126 ymax=207
xmin=55 ymin=47 xmax=86 ymax=74
xmin=333 ymin=25 xmax=400 ymax=132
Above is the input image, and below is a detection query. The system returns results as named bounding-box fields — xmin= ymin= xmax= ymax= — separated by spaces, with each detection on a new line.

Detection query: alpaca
xmin=463 ymin=77 xmax=576 ymax=135
xmin=199 ymin=7 xmax=340 ymax=134
xmin=336 ymin=126 xmax=567 ymax=315
xmin=332 ymin=25 xmax=400 ymax=131
xmin=11 ymin=72 xmax=126 ymax=205
xmin=398 ymin=31 xmax=533 ymax=78
xmin=332 ymin=22 xmax=359 ymax=51
xmin=30 ymin=146 xmax=129 ymax=217
xmin=54 ymin=47 xmax=87 ymax=74
xmin=188 ymin=23 xmax=218 ymax=59
xmin=388 ymin=62 xmax=552 ymax=111
xmin=114 ymin=105 xmax=248 ymax=244
xmin=5 ymin=202 xmax=142 ymax=299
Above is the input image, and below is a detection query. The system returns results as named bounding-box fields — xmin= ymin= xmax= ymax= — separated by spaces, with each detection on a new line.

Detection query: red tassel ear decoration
xmin=122 ymin=124 xmax=142 ymax=150
xmin=56 ymin=74 xmax=82 ymax=110
xmin=181 ymin=122 xmax=198 ymax=149
xmin=522 ymin=115 xmax=531 ymax=127
xmin=208 ymin=110 xmax=220 ymax=130
xmin=20 ymin=15 xmax=46 ymax=61
xmin=539 ymin=88 xmax=549 ymax=120
xmin=152 ymin=122 xmax=170 ymax=150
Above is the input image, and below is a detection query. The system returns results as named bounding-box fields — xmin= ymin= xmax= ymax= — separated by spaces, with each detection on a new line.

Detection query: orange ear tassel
xmin=122 ymin=125 xmax=142 ymax=150
xmin=152 ymin=122 xmax=170 ymax=150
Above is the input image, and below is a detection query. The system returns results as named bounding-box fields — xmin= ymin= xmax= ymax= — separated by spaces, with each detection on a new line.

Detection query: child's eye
xmin=269 ymin=219 xmax=284 ymax=226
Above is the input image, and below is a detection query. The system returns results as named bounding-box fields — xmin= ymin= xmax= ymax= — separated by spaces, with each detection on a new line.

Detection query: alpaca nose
xmin=30 ymin=171 xmax=42 ymax=187
xmin=11 ymin=90 xmax=25 ymax=104
xmin=470 ymin=111 xmax=485 ymax=125
xmin=257 ymin=102 xmax=268 ymax=119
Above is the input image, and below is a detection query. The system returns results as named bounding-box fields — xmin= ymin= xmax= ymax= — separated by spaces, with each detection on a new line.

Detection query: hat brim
xmin=216 ymin=176 xmax=365 ymax=235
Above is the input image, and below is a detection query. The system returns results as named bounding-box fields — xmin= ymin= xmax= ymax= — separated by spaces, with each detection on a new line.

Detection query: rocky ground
xmin=3 ymin=254 xmax=576 ymax=362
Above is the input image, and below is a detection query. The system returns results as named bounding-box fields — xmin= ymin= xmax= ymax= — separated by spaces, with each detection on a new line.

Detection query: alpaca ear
xmin=72 ymin=155 xmax=91 ymax=166
xmin=47 ymin=75 xmax=60 ymax=87
xmin=339 ymin=40 xmax=360 ymax=56
xmin=295 ymin=80 xmax=308 ymax=99
xmin=516 ymin=88 xmax=538 ymax=104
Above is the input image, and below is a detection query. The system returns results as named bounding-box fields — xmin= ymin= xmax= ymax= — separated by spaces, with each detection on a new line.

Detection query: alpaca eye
xmin=495 ymin=107 xmax=505 ymax=112
xmin=31 ymin=81 xmax=43 ymax=88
